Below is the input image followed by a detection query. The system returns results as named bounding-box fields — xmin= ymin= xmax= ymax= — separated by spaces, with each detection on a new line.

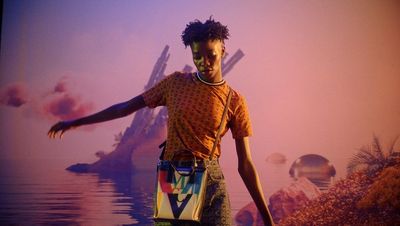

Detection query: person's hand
xmin=47 ymin=120 xmax=75 ymax=139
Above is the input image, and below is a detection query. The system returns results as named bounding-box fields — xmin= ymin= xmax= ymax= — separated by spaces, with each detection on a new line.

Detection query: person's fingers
xmin=48 ymin=125 xmax=55 ymax=138
xmin=48 ymin=122 xmax=61 ymax=139
xmin=60 ymin=130 xmax=65 ymax=139
xmin=50 ymin=131 xmax=56 ymax=139
xmin=48 ymin=130 xmax=54 ymax=138
xmin=48 ymin=121 xmax=73 ymax=139
xmin=50 ymin=130 xmax=58 ymax=139
xmin=47 ymin=127 xmax=53 ymax=137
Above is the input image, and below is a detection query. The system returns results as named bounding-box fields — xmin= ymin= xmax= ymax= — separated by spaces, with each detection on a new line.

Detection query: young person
xmin=48 ymin=18 xmax=274 ymax=226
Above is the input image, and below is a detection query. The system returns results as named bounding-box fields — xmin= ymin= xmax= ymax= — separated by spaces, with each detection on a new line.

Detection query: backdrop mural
xmin=1 ymin=0 xmax=399 ymax=225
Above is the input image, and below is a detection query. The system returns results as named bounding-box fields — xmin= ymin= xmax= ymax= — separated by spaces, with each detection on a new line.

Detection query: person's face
xmin=190 ymin=39 xmax=225 ymax=81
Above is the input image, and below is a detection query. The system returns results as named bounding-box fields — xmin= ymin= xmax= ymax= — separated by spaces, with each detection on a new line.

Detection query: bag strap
xmin=209 ymin=88 xmax=233 ymax=160
xmin=158 ymin=140 xmax=167 ymax=160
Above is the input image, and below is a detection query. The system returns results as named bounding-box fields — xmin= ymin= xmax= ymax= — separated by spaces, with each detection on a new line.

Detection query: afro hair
xmin=181 ymin=17 xmax=230 ymax=47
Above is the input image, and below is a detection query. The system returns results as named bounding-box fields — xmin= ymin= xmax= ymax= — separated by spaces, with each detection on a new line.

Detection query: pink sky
xmin=1 ymin=0 xmax=399 ymax=180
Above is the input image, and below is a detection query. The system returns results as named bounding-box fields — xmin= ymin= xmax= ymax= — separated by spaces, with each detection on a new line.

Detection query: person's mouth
xmin=201 ymin=69 xmax=212 ymax=73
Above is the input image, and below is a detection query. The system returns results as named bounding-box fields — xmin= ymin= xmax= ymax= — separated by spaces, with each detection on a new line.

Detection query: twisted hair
xmin=181 ymin=17 xmax=230 ymax=47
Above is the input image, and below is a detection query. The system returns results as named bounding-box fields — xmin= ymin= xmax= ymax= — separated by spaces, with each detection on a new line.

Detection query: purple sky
xmin=1 ymin=0 xmax=399 ymax=179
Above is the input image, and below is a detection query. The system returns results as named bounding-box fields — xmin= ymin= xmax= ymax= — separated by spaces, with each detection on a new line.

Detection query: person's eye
xmin=209 ymin=52 xmax=217 ymax=59
xmin=193 ymin=54 xmax=201 ymax=60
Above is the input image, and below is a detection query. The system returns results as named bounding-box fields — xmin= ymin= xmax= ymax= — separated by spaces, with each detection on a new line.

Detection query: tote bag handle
xmin=209 ymin=88 xmax=232 ymax=160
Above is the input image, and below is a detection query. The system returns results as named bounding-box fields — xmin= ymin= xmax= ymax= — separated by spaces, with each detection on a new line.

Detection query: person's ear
xmin=222 ymin=45 xmax=226 ymax=56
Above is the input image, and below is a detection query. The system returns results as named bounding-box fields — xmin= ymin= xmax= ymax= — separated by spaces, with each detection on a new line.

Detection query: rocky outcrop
xmin=235 ymin=177 xmax=321 ymax=225
xmin=235 ymin=202 xmax=264 ymax=226
xmin=269 ymin=177 xmax=321 ymax=223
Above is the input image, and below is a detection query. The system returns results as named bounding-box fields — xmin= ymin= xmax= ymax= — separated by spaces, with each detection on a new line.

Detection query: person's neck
xmin=196 ymin=71 xmax=225 ymax=86
xmin=199 ymin=70 xmax=223 ymax=82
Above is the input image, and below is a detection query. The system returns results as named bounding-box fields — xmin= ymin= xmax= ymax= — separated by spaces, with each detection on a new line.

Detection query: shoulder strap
xmin=209 ymin=88 xmax=233 ymax=160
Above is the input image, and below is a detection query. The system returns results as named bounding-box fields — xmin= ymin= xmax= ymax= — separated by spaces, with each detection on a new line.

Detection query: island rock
xmin=235 ymin=177 xmax=321 ymax=225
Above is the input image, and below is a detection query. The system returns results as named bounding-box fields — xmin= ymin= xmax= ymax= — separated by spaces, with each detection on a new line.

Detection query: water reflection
xmin=97 ymin=170 xmax=156 ymax=225
xmin=1 ymin=157 xmax=338 ymax=225
xmin=0 ymin=159 xmax=157 ymax=225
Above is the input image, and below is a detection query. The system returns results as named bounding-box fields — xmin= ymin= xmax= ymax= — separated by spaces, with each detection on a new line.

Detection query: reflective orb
xmin=289 ymin=154 xmax=336 ymax=179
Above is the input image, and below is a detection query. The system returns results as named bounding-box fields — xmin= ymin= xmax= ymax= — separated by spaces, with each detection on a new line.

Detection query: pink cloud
xmin=3 ymin=78 xmax=96 ymax=130
xmin=43 ymin=93 xmax=94 ymax=121
xmin=41 ymin=77 xmax=69 ymax=98
xmin=53 ymin=79 xmax=68 ymax=93
xmin=0 ymin=83 xmax=29 ymax=107
xmin=36 ymin=76 xmax=96 ymax=121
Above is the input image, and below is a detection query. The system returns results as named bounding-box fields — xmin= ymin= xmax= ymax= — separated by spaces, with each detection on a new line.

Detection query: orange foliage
xmin=357 ymin=165 xmax=400 ymax=210
xmin=279 ymin=163 xmax=400 ymax=225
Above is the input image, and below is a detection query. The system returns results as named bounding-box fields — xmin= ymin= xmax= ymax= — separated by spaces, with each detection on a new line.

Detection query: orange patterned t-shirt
xmin=141 ymin=71 xmax=252 ymax=160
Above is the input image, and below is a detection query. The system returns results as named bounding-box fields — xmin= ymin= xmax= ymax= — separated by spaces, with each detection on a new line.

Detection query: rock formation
xmin=67 ymin=45 xmax=245 ymax=173
xmin=235 ymin=177 xmax=321 ymax=225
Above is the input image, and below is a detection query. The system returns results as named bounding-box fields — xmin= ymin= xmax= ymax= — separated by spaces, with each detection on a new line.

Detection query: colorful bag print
xmin=153 ymin=158 xmax=207 ymax=222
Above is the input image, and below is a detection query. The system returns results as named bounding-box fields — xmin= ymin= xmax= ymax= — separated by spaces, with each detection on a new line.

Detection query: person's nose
xmin=202 ymin=56 xmax=210 ymax=67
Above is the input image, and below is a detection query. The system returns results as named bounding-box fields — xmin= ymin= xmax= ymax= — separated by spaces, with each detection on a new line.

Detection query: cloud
xmin=0 ymin=83 xmax=29 ymax=107
xmin=42 ymin=93 xmax=94 ymax=121
xmin=2 ymin=77 xmax=96 ymax=125
xmin=41 ymin=76 xmax=69 ymax=97
xmin=53 ymin=78 xmax=68 ymax=93
xmin=35 ymin=76 xmax=96 ymax=121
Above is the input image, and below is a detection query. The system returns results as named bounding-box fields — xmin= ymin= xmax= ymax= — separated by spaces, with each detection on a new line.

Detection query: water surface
xmin=0 ymin=158 xmax=334 ymax=225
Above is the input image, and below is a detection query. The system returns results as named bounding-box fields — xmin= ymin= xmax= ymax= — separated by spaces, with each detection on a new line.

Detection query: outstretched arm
xmin=235 ymin=137 xmax=274 ymax=226
xmin=48 ymin=95 xmax=146 ymax=138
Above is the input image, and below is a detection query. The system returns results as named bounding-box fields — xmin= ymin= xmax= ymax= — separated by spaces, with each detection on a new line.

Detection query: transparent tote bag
xmin=154 ymin=150 xmax=207 ymax=223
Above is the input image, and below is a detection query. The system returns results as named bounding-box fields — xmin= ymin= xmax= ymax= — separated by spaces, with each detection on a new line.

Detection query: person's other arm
xmin=48 ymin=95 xmax=146 ymax=138
xmin=235 ymin=136 xmax=274 ymax=226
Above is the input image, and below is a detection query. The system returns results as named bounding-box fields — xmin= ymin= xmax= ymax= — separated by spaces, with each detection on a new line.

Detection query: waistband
xmin=158 ymin=159 xmax=219 ymax=168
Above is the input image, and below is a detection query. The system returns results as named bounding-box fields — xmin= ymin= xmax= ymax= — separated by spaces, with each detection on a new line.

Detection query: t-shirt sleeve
xmin=141 ymin=73 xmax=175 ymax=108
xmin=229 ymin=95 xmax=253 ymax=139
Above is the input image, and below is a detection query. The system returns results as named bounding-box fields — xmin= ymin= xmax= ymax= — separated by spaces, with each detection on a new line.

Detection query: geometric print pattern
xmin=154 ymin=160 xmax=233 ymax=226
xmin=142 ymin=71 xmax=252 ymax=160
